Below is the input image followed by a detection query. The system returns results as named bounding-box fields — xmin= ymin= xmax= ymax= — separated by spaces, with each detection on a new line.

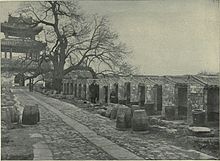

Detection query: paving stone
xmin=14 ymin=89 xmax=218 ymax=160
xmin=188 ymin=126 xmax=211 ymax=133
xmin=14 ymin=90 xmax=115 ymax=160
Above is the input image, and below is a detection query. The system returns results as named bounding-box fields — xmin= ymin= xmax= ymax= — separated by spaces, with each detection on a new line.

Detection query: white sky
xmin=0 ymin=0 xmax=219 ymax=75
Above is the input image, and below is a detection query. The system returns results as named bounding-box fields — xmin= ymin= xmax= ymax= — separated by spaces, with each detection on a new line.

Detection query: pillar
xmin=86 ymin=83 xmax=90 ymax=100
xmin=152 ymin=86 xmax=157 ymax=111
xmin=99 ymin=85 xmax=104 ymax=103
xmin=10 ymin=48 xmax=12 ymax=59
xmin=4 ymin=52 xmax=7 ymax=59
xmin=62 ymin=82 xmax=65 ymax=94
xmin=72 ymin=82 xmax=75 ymax=96
xmin=203 ymin=88 xmax=208 ymax=125
xmin=63 ymin=83 xmax=66 ymax=95
xmin=187 ymin=85 xmax=193 ymax=124
xmin=83 ymin=84 xmax=87 ymax=99
xmin=66 ymin=83 xmax=69 ymax=95
xmin=75 ymin=83 xmax=77 ymax=97
xmin=107 ymin=84 xmax=111 ymax=103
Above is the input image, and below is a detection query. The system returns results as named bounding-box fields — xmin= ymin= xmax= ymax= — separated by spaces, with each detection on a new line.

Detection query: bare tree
xmin=18 ymin=1 xmax=133 ymax=92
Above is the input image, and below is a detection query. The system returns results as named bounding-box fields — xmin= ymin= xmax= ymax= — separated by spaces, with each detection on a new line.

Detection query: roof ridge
xmin=163 ymin=76 xmax=177 ymax=84
xmin=191 ymin=75 xmax=207 ymax=85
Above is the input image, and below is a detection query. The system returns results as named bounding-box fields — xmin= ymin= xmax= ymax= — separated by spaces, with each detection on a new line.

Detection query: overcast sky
xmin=0 ymin=0 xmax=219 ymax=75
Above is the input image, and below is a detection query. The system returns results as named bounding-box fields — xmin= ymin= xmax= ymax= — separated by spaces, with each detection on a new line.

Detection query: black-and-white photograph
xmin=1 ymin=0 xmax=219 ymax=160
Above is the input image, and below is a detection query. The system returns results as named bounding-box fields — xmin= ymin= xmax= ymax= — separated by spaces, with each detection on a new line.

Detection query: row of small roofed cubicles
xmin=62 ymin=75 xmax=219 ymax=124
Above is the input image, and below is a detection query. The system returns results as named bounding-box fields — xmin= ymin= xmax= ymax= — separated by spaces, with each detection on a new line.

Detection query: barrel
xmin=131 ymin=105 xmax=141 ymax=117
xmin=132 ymin=110 xmax=149 ymax=131
xmin=116 ymin=106 xmax=132 ymax=130
xmin=192 ymin=109 xmax=206 ymax=126
xmin=22 ymin=104 xmax=40 ymax=125
xmin=165 ymin=106 xmax=176 ymax=120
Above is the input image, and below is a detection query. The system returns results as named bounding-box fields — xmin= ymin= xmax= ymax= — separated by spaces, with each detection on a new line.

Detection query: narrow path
xmin=15 ymin=88 xmax=217 ymax=160
xmin=16 ymin=88 xmax=143 ymax=160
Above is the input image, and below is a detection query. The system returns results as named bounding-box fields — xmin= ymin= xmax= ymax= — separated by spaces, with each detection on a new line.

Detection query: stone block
xmin=143 ymin=103 xmax=155 ymax=115
xmin=192 ymin=109 xmax=206 ymax=126
xmin=188 ymin=126 xmax=213 ymax=137
xmin=97 ymin=109 xmax=106 ymax=116
xmin=165 ymin=106 xmax=176 ymax=120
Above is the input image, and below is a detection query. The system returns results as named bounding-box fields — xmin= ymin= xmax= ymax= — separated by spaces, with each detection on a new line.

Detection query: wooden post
xmin=203 ymin=88 xmax=208 ymax=125
xmin=99 ymin=85 xmax=103 ymax=103
xmin=10 ymin=48 xmax=12 ymax=59
xmin=64 ymin=83 xmax=67 ymax=95
xmin=4 ymin=52 xmax=7 ymax=59
xmin=29 ymin=79 xmax=31 ymax=92
xmin=75 ymin=83 xmax=77 ymax=97
xmin=107 ymin=85 xmax=110 ymax=104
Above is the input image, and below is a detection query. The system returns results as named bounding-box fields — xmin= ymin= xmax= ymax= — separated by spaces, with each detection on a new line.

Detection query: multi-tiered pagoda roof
xmin=1 ymin=14 xmax=46 ymax=53
xmin=1 ymin=14 xmax=43 ymax=38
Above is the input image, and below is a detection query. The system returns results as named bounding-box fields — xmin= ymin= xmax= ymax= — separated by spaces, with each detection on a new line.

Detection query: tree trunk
xmin=51 ymin=58 xmax=65 ymax=93
xmin=52 ymin=77 xmax=63 ymax=93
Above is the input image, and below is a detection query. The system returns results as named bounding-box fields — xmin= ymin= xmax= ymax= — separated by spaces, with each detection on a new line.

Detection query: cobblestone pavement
xmin=15 ymin=88 xmax=216 ymax=160
xmin=14 ymin=89 xmax=115 ymax=160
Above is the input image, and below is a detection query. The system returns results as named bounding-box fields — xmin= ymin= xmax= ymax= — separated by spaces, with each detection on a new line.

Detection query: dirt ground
xmin=60 ymin=97 xmax=219 ymax=159
xmin=1 ymin=89 xmax=219 ymax=159
xmin=1 ymin=123 xmax=39 ymax=160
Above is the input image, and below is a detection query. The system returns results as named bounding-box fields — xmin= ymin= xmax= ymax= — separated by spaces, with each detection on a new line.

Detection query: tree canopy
xmin=18 ymin=1 xmax=135 ymax=92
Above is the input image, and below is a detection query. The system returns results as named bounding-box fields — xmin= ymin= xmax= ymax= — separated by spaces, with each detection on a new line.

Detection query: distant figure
xmin=110 ymin=90 xmax=117 ymax=103
xmin=89 ymin=82 xmax=96 ymax=103
xmin=89 ymin=81 xmax=99 ymax=103
xmin=94 ymin=84 xmax=99 ymax=103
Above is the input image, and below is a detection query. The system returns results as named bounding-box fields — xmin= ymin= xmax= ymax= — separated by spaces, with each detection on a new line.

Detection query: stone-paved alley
xmin=12 ymin=88 xmax=217 ymax=160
